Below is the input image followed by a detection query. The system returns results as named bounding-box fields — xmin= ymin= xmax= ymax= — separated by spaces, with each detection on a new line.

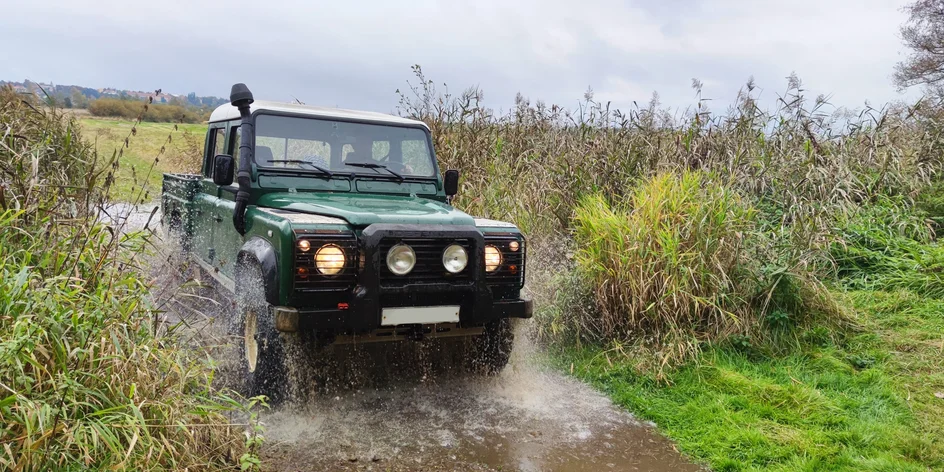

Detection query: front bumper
xmin=285 ymin=223 xmax=531 ymax=334
xmin=282 ymin=297 xmax=532 ymax=333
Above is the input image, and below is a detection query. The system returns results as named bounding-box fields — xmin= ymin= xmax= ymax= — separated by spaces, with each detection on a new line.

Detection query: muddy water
xmin=112 ymin=204 xmax=700 ymax=471
xmin=261 ymin=336 xmax=700 ymax=472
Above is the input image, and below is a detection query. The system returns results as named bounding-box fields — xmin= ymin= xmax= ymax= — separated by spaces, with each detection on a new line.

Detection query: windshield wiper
xmin=344 ymin=162 xmax=404 ymax=182
xmin=266 ymin=159 xmax=333 ymax=177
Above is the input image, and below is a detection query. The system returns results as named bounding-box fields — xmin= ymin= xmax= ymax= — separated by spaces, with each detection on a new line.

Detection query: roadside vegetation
xmin=398 ymin=65 xmax=944 ymax=470
xmin=0 ymin=87 xmax=254 ymax=470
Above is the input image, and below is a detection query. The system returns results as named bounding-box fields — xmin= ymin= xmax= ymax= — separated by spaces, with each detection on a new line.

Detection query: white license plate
xmin=381 ymin=305 xmax=460 ymax=326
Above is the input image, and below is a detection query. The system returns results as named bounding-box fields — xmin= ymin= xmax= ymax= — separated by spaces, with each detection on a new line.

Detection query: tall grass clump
xmin=552 ymin=170 xmax=851 ymax=371
xmin=573 ymin=172 xmax=754 ymax=343
xmin=567 ymin=172 xmax=767 ymax=366
xmin=0 ymin=86 xmax=249 ymax=470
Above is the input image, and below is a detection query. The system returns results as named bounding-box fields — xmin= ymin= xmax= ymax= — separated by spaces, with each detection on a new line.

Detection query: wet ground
xmin=111 ymin=202 xmax=701 ymax=472
xmin=261 ymin=346 xmax=701 ymax=472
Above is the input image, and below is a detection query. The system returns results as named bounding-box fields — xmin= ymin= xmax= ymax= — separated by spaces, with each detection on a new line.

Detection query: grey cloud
xmin=0 ymin=0 xmax=920 ymax=116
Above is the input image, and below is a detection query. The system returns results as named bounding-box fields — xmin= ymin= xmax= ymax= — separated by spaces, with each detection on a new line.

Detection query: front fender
xmin=237 ymin=237 xmax=279 ymax=305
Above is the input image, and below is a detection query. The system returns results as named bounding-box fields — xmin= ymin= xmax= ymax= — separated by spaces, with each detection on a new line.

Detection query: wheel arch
xmin=236 ymin=237 xmax=280 ymax=306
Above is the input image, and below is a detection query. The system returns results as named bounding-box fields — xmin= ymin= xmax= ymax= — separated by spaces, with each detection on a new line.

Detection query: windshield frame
xmin=250 ymin=110 xmax=440 ymax=182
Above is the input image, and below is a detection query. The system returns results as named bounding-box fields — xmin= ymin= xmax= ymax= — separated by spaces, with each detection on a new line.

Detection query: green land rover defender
xmin=162 ymin=84 xmax=531 ymax=400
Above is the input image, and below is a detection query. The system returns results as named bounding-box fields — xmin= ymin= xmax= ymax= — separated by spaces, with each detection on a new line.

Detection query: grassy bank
xmin=78 ymin=117 xmax=206 ymax=202
xmin=560 ymin=285 xmax=942 ymax=471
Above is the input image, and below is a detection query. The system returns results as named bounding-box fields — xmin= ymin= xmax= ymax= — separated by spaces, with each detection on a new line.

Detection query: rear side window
xmin=205 ymin=128 xmax=225 ymax=177
xmin=213 ymin=128 xmax=225 ymax=156
xmin=230 ymin=125 xmax=241 ymax=170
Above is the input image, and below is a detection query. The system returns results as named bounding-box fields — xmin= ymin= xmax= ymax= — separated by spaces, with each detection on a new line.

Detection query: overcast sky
xmin=0 ymin=0 xmax=921 ymax=115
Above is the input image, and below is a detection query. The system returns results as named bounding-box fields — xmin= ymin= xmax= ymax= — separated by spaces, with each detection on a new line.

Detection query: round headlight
xmin=386 ymin=243 xmax=416 ymax=275
xmin=484 ymin=245 xmax=502 ymax=272
xmin=314 ymin=244 xmax=345 ymax=275
xmin=442 ymin=244 xmax=468 ymax=274
xmin=297 ymin=239 xmax=311 ymax=252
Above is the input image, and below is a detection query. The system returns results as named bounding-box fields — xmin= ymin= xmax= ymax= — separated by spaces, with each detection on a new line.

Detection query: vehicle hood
xmin=256 ymin=192 xmax=476 ymax=227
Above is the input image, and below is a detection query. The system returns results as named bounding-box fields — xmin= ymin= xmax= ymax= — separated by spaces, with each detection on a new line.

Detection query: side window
xmin=213 ymin=128 xmax=225 ymax=156
xmin=229 ymin=125 xmax=241 ymax=170
xmin=204 ymin=128 xmax=225 ymax=177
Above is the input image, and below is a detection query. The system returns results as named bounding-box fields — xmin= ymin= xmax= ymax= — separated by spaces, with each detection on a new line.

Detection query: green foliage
xmin=89 ymin=98 xmax=208 ymax=123
xmin=916 ymin=177 xmax=944 ymax=229
xmin=239 ymin=396 xmax=268 ymax=472
xmin=0 ymin=85 xmax=247 ymax=470
xmin=561 ymin=172 xmax=849 ymax=369
xmin=832 ymin=198 xmax=944 ymax=298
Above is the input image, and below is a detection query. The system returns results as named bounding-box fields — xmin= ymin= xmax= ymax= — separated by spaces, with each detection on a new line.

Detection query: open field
xmin=77 ymin=117 xmax=206 ymax=201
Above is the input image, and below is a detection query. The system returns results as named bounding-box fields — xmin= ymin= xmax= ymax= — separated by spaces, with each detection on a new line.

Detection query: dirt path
xmin=118 ymin=203 xmax=700 ymax=471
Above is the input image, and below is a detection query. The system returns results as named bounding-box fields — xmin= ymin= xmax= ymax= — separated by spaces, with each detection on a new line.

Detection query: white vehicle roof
xmin=208 ymin=100 xmax=429 ymax=129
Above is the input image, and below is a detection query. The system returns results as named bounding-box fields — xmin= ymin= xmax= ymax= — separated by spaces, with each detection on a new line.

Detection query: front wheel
xmin=467 ymin=319 xmax=515 ymax=375
xmin=235 ymin=263 xmax=290 ymax=404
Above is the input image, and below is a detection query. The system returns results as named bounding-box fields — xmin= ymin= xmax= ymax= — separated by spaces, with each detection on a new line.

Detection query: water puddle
xmin=261 ymin=338 xmax=700 ymax=471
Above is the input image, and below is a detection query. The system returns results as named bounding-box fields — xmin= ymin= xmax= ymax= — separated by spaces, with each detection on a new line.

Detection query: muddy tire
xmin=235 ymin=262 xmax=289 ymax=404
xmin=467 ymin=319 xmax=514 ymax=375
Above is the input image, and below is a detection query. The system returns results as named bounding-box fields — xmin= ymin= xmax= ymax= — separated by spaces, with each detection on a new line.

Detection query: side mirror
xmin=213 ymin=154 xmax=235 ymax=186
xmin=444 ymin=169 xmax=460 ymax=197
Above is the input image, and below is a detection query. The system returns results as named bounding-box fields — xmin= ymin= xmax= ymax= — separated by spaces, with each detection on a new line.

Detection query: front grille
xmin=379 ymin=237 xmax=473 ymax=286
xmin=484 ymin=234 xmax=525 ymax=288
xmin=294 ymin=231 xmax=358 ymax=292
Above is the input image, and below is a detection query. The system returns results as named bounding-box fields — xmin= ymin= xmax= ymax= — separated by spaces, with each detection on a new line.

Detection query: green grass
xmin=78 ymin=117 xmax=206 ymax=202
xmin=559 ymin=288 xmax=943 ymax=471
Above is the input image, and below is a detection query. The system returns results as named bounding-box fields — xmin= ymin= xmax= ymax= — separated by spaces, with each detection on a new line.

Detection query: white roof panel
xmin=208 ymin=100 xmax=429 ymax=129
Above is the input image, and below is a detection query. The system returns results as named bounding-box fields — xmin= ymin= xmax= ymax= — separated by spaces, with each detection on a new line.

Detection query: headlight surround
xmin=484 ymin=245 xmax=502 ymax=272
xmin=386 ymin=243 xmax=416 ymax=275
xmin=314 ymin=244 xmax=345 ymax=275
xmin=442 ymin=244 xmax=468 ymax=274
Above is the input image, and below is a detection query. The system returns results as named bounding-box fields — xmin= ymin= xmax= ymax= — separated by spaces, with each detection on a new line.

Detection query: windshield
xmin=254 ymin=114 xmax=436 ymax=178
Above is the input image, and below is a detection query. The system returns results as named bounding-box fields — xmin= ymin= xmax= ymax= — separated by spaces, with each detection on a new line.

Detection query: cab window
xmin=229 ymin=124 xmax=241 ymax=170
xmin=205 ymin=127 xmax=225 ymax=177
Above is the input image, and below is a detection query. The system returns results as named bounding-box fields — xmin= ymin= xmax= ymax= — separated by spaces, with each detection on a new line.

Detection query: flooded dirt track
xmin=260 ymin=347 xmax=701 ymax=472
xmin=108 ymin=204 xmax=699 ymax=471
